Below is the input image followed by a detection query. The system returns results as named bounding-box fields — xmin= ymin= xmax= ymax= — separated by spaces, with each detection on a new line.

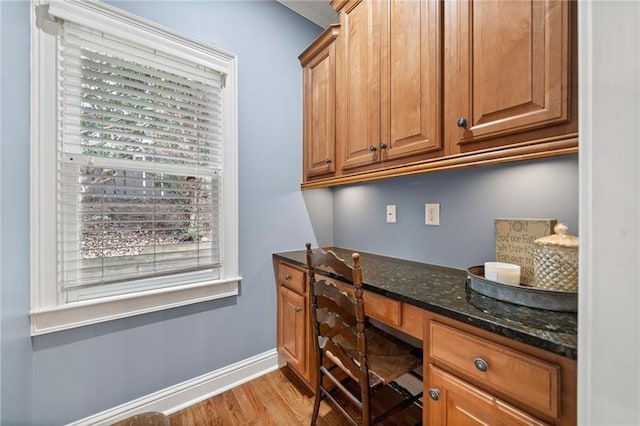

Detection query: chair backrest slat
xmin=309 ymin=249 xmax=354 ymax=279
xmin=314 ymin=283 xmax=357 ymax=325
xmin=318 ymin=324 xmax=358 ymax=349
xmin=323 ymin=339 xmax=362 ymax=382
xmin=316 ymin=309 xmax=356 ymax=340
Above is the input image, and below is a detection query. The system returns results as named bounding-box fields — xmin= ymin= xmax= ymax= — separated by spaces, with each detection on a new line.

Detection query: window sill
xmin=29 ymin=277 xmax=241 ymax=336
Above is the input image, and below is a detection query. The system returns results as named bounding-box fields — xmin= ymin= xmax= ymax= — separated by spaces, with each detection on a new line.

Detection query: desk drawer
xmin=326 ymin=278 xmax=402 ymax=327
xmin=364 ymin=290 xmax=402 ymax=326
xmin=278 ymin=263 xmax=306 ymax=294
xmin=429 ymin=321 xmax=560 ymax=418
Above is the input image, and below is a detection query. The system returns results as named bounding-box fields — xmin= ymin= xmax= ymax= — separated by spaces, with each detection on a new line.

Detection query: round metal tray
xmin=466 ymin=265 xmax=577 ymax=312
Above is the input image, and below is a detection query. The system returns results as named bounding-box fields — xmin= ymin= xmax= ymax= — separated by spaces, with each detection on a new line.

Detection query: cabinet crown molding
xmin=299 ymin=24 xmax=340 ymax=65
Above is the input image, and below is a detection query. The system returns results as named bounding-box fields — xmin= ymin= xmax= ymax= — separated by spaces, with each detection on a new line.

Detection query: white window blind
xmin=57 ymin=20 xmax=225 ymax=302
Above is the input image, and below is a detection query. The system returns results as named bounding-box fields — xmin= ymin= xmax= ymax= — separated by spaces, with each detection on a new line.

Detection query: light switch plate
xmin=425 ymin=203 xmax=440 ymax=226
xmin=386 ymin=205 xmax=396 ymax=223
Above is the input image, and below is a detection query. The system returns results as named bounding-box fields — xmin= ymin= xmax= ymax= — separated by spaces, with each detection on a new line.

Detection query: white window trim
xmin=30 ymin=0 xmax=240 ymax=336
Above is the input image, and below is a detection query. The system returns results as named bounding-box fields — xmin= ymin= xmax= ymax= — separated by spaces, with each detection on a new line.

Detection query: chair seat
xmin=367 ymin=327 xmax=422 ymax=386
xmin=330 ymin=326 xmax=421 ymax=388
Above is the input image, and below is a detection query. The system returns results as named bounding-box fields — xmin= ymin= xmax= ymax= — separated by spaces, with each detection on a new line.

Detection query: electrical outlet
xmin=386 ymin=205 xmax=396 ymax=223
xmin=425 ymin=203 xmax=440 ymax=226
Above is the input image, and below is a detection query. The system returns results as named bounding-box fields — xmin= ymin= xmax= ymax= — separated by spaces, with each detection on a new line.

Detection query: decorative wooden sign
xmin=494 ymin=218 xmax=557 ymax=285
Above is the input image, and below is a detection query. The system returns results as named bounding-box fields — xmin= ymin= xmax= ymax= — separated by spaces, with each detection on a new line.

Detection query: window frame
xmin=30 ymin=0 xmax=240 ymax=336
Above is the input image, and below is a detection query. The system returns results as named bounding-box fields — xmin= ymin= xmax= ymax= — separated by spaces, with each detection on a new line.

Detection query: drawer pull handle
xmin=457 ymin=117 xmax=468 ymax=128
xmin=284 ymin=274 xmax=292 ymax=280
xmin=474 ymin=357 xmax=489 ymax=372
xmin=428 ymin=388 xmax=440 ymax=401
xmin=369 ymin=144 xmax=377 ymax=152
xmin=295 ymin=306 xmax=302 ymax=313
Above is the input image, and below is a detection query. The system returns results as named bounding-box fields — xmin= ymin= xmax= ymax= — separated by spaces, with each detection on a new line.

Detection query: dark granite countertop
xmin=273 ymin=247 xmax=577 ymax=360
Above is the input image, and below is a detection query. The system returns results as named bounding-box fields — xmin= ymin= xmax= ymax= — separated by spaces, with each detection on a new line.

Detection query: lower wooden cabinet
xmin=427 ymin=365 xmax=547 ymax=426
xmin=275 ymin=261 xmax=315 ymax=387
xmin=429 ymin=321 xmax=560 ymax=418
xmin=278 ymin=285 xmax=307 ymax=376
xmin=273 ymin=258 xmax=576 ymax=425
xmin=424 ymin=314 xmax=577 ymax=426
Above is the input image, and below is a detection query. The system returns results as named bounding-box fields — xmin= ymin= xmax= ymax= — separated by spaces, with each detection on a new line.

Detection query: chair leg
xmin=311 ymin=369 xmax=323 ymax=425
xmin=311 ymin=391 xmax=322 ymax=425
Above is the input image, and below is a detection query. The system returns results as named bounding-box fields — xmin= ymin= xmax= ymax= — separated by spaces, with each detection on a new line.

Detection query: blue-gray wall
xmin=333 ymin=155 xmax=579 ymax=269
xmin=1 ymin=1 xmax=33 ymax=424
xmin=0 ymin=1 xmax=322 ymax=424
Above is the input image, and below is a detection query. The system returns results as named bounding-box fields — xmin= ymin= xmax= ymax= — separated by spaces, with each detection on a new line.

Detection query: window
xmin=30 ymin=0 xmax=239 ymax=335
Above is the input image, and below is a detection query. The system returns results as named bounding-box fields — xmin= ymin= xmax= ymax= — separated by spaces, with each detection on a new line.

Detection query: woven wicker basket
xmin=532 ymin=223 xmax=578 ymax=292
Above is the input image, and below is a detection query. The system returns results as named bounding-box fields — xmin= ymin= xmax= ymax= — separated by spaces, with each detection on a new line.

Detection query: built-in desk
xmin=273 ymin=248 xmax=577 ymax=425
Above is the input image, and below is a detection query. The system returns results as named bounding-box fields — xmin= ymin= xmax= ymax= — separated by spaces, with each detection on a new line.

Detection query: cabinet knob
xmin=474 ymin=357 xmax=489 ymax=372
xmin=428 ymin=388 xmax=440 ymax=401
xmin=369 ymin=145 xmax=377 ymax=152
xmin=295 ymin=306 xmax=302 ymax=313
xmin=325 ymin=157 xmax=332 ymax=164
xmin=457 ymin=117 xmax=468 ymax=128
xmin=379 ymin=142 xmax=387 ymax=149
xmin=284 ymin=274 xmax=292 ymax=280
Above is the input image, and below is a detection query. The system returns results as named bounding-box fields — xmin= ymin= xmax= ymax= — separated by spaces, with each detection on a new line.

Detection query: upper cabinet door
xmin=300 ymin=26 xmax=340 ymax=179
xmin=380 ymin=0 xmax=442 ymax=162
xmin=445 ymin=0 xmax=571 ymax=154
xmin=337 ymin=0 xmax=381 ymax=170
xmin=338 ymin=0 xmax=443 ymax=170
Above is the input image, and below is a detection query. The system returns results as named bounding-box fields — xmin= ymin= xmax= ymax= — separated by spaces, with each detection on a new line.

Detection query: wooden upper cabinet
xmin=335 ymin=0 xmax=442 ymax=171
xmin=300 ymin=25 xmax=340 ymax=179
xmin=300 ymin=0 xmax=578 ymax=188
xmin=336 ymin=0 xmax=380 ymax=170
xmin=381 ymin=0 xmax=442 ymax=162
xmin=445 ymin=0 xmax=575 ymax=155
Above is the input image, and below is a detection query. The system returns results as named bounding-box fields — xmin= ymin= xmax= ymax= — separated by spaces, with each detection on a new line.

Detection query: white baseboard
xmin=68 ymin=348 xmax=279 ymax=426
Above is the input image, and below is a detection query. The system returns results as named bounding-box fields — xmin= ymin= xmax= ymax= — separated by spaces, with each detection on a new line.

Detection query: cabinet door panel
xmin=473 ymin=1 xmax=542 ymax=122
xmin=304 ymin=49 xmax=336 ymax=178
xmin=427 ymin=365 xmax=547 ymax=426
xmin=278 ymin=286 xmax=306 ymax=374
xmin=445 ymin=0 xmax=570 ymax=152
xmin=381 ymin=0 xmax=442 ymax=161
xmin=338 ymin=0 xmax=381 ymax=170
xmin=301 ymin=26 xmax=339 ymax=181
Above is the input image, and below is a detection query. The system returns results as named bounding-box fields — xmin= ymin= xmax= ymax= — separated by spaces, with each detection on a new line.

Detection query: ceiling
xmin=277 ymin=0 xmax=338 ymax=29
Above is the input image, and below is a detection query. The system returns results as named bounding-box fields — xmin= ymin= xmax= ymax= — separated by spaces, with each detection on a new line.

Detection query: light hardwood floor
xmin=169 ymin=367 xmax=421 ymax=425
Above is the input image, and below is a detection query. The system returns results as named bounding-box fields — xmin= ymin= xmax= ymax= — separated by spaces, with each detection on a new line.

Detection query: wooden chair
xmin=306 ymin=244 xmax=423 ymax=426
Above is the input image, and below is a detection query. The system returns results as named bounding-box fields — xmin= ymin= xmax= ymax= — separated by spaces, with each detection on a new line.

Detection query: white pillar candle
xmin=484 ymin=262 xmax=521 ymax=286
